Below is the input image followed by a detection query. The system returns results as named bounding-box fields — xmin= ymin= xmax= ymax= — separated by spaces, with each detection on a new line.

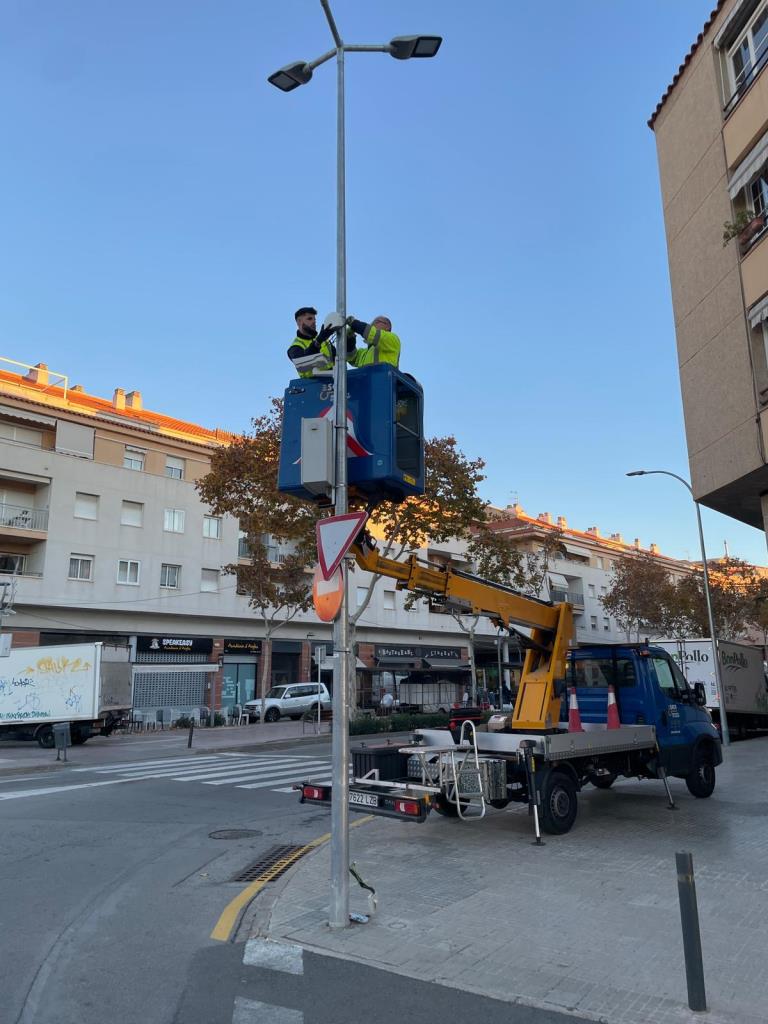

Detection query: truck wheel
xmin=540 ymin=771 xmax=578 ymax=835
xmin=264 ymin=708 xmax=280 ymax=723
xmin=685 ymin=748 xmax=716 ymax=798
xmin=589 ymin=773 xmax=616 ymax=790
xmin=37 ymin=726 xmax=55 ymax=749
xmin=71 ymin=731 xmax=88 ymax=746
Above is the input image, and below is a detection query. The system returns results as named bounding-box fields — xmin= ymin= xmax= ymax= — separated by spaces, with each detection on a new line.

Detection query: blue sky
xmin=2 ymin=0 xmax=764 ymax=565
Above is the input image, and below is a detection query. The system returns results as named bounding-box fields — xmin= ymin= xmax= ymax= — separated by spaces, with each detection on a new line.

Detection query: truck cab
xmin=564 ymin=643 xmax=722 ymax=785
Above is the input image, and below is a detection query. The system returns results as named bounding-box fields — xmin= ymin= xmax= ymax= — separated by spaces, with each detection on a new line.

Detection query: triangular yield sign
xmin=316 ymin=511 xmax=368 ymax=581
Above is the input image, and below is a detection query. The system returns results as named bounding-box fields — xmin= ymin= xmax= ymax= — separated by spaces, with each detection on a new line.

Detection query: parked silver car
xmin=244 ymin=682 xmax=331 ymax=723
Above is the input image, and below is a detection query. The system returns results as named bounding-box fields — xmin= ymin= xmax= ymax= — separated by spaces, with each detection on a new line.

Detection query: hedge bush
xmin=348 ymin=712 xmax=451 ymax=736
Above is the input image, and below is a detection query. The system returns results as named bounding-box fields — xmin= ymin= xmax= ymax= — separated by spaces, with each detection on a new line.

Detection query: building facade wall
xmin=652 ymin=0 xmax=768 ymax=532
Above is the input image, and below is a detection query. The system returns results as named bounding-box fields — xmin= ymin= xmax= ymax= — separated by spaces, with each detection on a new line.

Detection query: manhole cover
xmin=232 ymin=844 xmax=306 ymax=882
xmin=209 ymin=829 xmax=263 ymax=840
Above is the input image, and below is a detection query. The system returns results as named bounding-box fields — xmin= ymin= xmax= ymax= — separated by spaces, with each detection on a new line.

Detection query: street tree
xmin=196 ymin=401 xmax=317 ymax=716
xmin=197 ymin=402 xmax=488 ymax=710
xmin=600 ymin=553 xmax=678 ymax=640
xmin=674 ymin=557 xmax=767 ymax=640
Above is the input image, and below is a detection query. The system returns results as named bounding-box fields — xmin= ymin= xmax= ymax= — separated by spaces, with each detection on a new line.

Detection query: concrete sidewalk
xmin=260 ymin=737 xmax=768 ymax=1024
xmin=0 ymin=718 xmax=333 ymax=774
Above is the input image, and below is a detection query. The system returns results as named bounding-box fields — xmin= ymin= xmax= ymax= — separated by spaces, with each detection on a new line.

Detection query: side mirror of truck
xmin=693 ymin=682 xmax=707 ymax=707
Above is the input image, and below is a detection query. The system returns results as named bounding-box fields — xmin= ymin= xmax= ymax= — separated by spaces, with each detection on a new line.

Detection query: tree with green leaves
xmin=196 ymin=400 xmax=489 ymax=710
xmin=600 ymin=553 xmax=678 ymax=641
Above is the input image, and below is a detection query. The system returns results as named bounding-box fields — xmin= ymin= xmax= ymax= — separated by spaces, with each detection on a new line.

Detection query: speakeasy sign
xmin=136 ymin=636 xmax=213 ymax=656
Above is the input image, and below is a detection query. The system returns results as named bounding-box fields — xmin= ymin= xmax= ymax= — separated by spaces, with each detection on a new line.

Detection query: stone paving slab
xmin=262 ymin=738 xmax=768 ymax=1024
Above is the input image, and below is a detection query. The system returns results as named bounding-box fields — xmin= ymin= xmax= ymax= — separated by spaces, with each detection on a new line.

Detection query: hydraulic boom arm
xmin=352 ymin=539 xmax=573 ymax=731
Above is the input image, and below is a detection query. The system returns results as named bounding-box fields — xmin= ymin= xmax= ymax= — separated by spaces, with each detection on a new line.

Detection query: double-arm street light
xmin=626 ymin=469 xmax=730 ymax=747
xmin=269 ymin=1 xmax=442 ymax=929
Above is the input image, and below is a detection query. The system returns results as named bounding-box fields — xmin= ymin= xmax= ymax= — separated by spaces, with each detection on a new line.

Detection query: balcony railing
xmin=550 ymin=587 xmax=584 ymax=606
xmin=0 ymin=503 xmax=48 ymax=531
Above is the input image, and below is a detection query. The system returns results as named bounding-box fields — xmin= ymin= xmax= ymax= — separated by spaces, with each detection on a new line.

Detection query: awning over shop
xmin=375 ymin=657 xmax=422 ymax=670
xmin=422 ymin=657 xmax=470 ymax=670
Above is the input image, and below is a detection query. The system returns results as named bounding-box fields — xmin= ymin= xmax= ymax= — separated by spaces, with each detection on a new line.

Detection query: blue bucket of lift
xmin=277 ymin=364 xmax=424 ymax=504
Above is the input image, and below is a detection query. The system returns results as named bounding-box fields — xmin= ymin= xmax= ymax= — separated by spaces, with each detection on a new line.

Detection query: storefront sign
xmin=136 ymin=636 xmax=213 ymax=656
xmin=375 ymin=645 xmax=421 ymax=659
xmin=423 ymin=646 xmax=461 ymax=660
xmin=223 ymin=639 xmax=262 ymax=656
xmin=374 ymin=645 xmax=461 ymax=660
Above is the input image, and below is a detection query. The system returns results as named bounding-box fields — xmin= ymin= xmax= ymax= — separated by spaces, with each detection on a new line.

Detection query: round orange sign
xmin=312 ymin=565 xmax=344 ymax=622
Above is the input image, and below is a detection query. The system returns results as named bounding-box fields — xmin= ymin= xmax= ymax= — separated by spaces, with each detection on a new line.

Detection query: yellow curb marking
xmin=211 ymin=815 xmax=373 ymax=942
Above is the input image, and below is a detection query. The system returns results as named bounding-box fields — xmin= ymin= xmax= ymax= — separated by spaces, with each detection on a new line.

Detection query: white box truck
xmin=0 ymin=642 xmax=132 ymax=747
xmin=657 ymin=638 xmax=768 ymax=732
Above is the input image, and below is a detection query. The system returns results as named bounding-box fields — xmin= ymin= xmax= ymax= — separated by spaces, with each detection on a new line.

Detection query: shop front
xmin=365 ymin=644 xmax=470 ymax=711
xmin=221 ymin=639 xmax=261 ymax=712
xmin=133 ymin=635 xmax=216 ymax=713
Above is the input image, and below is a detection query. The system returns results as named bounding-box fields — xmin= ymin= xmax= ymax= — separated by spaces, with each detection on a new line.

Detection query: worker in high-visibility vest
xmin=287 ymin=307 xmax=342 ymax=378
xmin=346 ymin=315 xmax=400 ymax=369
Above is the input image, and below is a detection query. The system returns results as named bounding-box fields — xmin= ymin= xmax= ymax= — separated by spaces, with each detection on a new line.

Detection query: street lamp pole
xmin=626 ymin=469 xmax=730 ymax=747
xmin=269 ymin=2 xmax=442 ymax=929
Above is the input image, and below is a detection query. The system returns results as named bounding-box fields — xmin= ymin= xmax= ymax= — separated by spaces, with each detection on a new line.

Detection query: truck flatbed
xmin=414 ymin=725 xmax=658 ymax=761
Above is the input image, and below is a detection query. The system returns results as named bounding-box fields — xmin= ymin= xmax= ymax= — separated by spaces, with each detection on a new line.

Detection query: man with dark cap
xmin=287 ymin=307 xmax=341 ymax=378
xmin=346 ymin=315 xmax=400 ymax=368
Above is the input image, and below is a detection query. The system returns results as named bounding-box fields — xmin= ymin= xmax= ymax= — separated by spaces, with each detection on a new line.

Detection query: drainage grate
xmin=209 ymin=829 xmax=263 ymax=840
xmin=232 ymin=844 xmax=306 ymax=882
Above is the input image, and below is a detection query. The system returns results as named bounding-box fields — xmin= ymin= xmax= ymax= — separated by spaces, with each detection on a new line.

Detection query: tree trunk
xmin=259 ymin=633 xmax=273 ymax=721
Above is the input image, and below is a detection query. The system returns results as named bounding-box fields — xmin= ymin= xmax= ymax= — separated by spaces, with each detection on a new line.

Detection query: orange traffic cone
xmin=606 ymin=685 xmax=621 ymax=730
xmin=567 ymin=687 xmax=584 ymax=732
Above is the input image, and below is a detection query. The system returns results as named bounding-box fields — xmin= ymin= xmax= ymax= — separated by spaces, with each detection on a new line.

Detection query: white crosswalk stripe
xmin=68 ymin=753 xmax=333 ymax=795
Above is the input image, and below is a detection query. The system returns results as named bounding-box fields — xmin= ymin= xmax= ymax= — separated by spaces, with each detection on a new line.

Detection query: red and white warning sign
xmin=316 ymin=511 xmax=368 ymax=581
xmin=312 ymin=565 xmax=344 ymax=622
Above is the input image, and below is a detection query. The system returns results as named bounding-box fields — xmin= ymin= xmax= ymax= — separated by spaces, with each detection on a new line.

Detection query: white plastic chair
xmin=232 ymin=704 xmax=248 ymax=726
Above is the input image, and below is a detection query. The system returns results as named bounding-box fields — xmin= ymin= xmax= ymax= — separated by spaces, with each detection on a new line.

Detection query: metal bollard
xmin=188 ymin=722 xmax=194 ymax=749
xmin=675 ymin=851 xmax=707 ymax=1012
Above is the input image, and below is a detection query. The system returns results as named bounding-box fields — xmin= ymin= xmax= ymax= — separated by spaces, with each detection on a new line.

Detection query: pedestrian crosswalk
xmin=71 ymin=752 xmax=336 ymax=795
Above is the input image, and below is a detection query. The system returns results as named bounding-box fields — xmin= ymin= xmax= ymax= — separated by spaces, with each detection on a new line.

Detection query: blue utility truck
xmin=298 ymin=540 xmax=723 ymax=835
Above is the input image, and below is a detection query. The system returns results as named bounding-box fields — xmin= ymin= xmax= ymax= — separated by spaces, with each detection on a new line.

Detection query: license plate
xmin=349 ymin=791 xmax=379 ymax=807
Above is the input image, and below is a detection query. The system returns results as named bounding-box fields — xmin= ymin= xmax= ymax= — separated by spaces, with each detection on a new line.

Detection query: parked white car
xmin=244 ymin=683 xmax=331 ymax=723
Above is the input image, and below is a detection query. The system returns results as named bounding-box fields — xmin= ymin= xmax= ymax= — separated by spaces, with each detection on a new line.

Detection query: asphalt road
xmin=0 ymin=739 xmax=590 ymax=1024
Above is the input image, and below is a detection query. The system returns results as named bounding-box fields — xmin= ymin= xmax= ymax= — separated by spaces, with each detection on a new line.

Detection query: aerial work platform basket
xmin=277 ymin=364 xmax=425 ymax=505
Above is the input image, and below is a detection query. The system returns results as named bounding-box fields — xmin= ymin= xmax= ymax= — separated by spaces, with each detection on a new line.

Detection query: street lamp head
xmin=268 ymin=61 xmax=313 ymax=92
xmin=626 ymin=470 xmax=646 ymax=477
xmin=388 ymin=35 xmax=442 ymax=60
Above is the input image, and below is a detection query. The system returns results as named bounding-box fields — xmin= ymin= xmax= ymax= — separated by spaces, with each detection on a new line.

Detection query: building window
xmin=356 ymin=586 xmax=368 ymax=609
xmin=596 ymin=557 xmax=604 ymax=569
xmin=123 ymin=446 xmax=145 ymax=471
xmin=163 ymin=508 xmax=185 ymax=533
xmin=0 ymin=421 xmax=43 ymax=446
xmin=383 ymin=590 xmax=396 ymax=611
xmin=0 ymin=553 xmax=26 ymax=574
xmin=117 ymin=559 xmax=140 ymax=585
xmin=160 ymin=563 xmax=181 ymax=589
xmin=68 ymin=555 xmax=93 ymax=581
xmin=590 ymin=615 xmax=598 ymax=630
xmin=203 ymin=515 xmax=221 ymax=539
xmin=588 ymin=583 xmax=596 ymax=598
xmin=201 ymin=568 xmax=219 ymax=592
xmin=603 ymin=617 xmax=610 ymax=632
xmin=74 ymin=492 xmax=99 ymax=520
xmin=727 ymin=3 xmax=768 ymax=100
xmin=121 ymin=500 xmax=144 ymax=527
xmin=165 ymin=456 xmax=185 ymax=480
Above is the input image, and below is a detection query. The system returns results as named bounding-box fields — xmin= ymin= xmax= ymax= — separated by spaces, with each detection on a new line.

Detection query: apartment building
xmin=483 ymin=503 xmax=693 ymax=644
xmin=0 ymin=359 xmax=484 ymax=712
xmin=650 ymin=0 xmax=768 ymax=539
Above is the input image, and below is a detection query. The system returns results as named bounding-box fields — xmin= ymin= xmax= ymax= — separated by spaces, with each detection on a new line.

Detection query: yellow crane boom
xmin=352 ymin=539 xmax=573 ymax=731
